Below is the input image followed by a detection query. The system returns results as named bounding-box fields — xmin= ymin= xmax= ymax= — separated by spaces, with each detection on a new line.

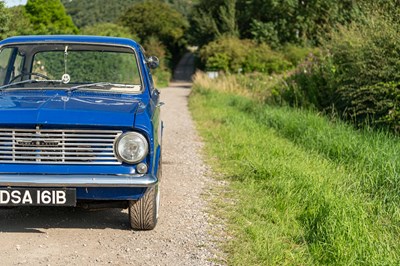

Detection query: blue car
xmin=0 ymin=35 xmax=163 ymax=230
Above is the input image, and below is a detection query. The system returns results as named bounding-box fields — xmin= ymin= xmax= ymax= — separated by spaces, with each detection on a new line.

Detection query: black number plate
xmin=0 ymin=188 xmax=76 ymax=206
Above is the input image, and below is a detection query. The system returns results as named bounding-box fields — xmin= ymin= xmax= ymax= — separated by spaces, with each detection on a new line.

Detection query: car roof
xmin=0 ymin=35 xmax=141 ymax=50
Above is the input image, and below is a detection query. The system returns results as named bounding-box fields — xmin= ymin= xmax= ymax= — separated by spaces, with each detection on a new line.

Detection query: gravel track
xmin=0 ymin=83 xmax=219 ymax=265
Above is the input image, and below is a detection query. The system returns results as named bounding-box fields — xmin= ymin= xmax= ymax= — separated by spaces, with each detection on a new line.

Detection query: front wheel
xmin=128 ymin=185 xmax=159 ymax=230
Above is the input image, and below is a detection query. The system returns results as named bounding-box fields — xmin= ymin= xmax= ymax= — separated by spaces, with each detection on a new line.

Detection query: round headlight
xmin=115 ymin=132 xmax=148 ymax=164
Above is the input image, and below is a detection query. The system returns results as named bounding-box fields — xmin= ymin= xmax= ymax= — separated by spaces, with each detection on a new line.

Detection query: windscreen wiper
xmin=0 ymin=79 xmax=62 ymax=90
xmin=68 ymin=82 xmax=137 ymax=92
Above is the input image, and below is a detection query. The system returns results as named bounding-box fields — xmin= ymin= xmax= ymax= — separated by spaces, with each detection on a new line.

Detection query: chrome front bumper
xmin=0 ymin=174 xmax=158 ymax=187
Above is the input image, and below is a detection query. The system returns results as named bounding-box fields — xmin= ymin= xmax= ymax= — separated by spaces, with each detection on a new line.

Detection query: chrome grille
xmin=0 ymin=128 xmax=122 ymax=165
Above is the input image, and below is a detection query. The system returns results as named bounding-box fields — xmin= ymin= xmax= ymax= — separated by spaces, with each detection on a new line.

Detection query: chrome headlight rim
xmin=114 ymin=131 xmax=149 ymax=164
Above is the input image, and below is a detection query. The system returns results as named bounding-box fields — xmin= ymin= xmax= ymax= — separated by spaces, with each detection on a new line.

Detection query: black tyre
xmin=128 ymin=185 xmax=159 ymax=230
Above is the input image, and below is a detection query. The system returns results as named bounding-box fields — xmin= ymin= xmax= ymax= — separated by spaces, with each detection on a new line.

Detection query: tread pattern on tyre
xmin=129 ymin=186 xmax=158 ymax=230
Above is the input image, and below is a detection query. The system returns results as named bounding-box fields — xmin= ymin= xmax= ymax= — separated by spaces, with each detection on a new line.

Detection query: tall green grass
xmin=189 ymin=84 xmax=400 ymax=265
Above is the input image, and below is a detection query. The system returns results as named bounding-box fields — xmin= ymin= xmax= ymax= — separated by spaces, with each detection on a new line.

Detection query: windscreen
xmin=0 ymin=43 xmax=142 ymax=89
xmin=33 ymin=50 xmax=141 ymax=84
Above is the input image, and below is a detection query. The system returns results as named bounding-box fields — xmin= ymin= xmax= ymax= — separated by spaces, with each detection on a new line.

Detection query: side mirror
xmin=147 ymin=56 xmax=160 ymax=69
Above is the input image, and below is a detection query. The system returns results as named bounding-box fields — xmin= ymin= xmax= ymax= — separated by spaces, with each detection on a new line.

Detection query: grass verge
xmin=189 ymin=78 xmax=400 ymax=265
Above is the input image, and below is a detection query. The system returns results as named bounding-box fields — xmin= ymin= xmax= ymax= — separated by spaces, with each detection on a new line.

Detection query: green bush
xmin=281 ymin=51 xmax=336 ymax=109
xmin=281 ymin=44 xmax=318 ymax=66
xmin=152 ymin=69 xmax=171 ymax=88
xmin=327 ymin=15 xmax=400 ymax=89
xmin=339 ymin=82 xmax=400 ymax=131
xmin=327 ymin=13 xmax=400 ymax=130
xmin=280 ymin=12 xmax=400 ymax=132
xmin=199 ymin=37 xmax=248 ymax=72
xmin=243 ymin=43 xmax=292 ymax=74
xmin=143 ymin=37 xmax=172 ymax=87
xmin=200 ymin=37 xmax=292 ymax=74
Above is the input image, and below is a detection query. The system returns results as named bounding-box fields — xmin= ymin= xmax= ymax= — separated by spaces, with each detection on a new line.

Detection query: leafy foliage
xmin=61 ymin=0 xmax=140 ymax=28
xmin=165 ymin=0 xmax=198 ymax=18
xmin=0 ymin=1 xmax=10 ymax=39
xmin=189 ymin=0 xmax=359 ymax=46
xmin=282 ymin=52 xmax=336 ymax=109
xmin=119 ymin=0 xmax=188 ymax=70
xmin=339 ymin=82 xmax=400 ymax=131
xmin=81 ymin=23 xmax=138 ymax=40
xmin=280 ymin=11 xmax=400 ymax=131
xmin=119 ymin=1 xmax=188 ymax=46
xmin=142 ymin=37 xmax=172 ymax=88
xmin=200 ymin=37 xmax=291 ymax=74
xmin=236 ymin=0 xmax=358 ymax=45
xmin=62 ymin=0 xmax=196 ymax=29
xmin=188 ymin=0 xmax=238 ymax=46
xmin=243 ymin=43 xmax=291 ymax=74
xmin=280 ymin=44 xmax=317 ymax=66
xmin=200 ymin=37 xmax=247 ymax=72
xmin=4 ymin=6 xmax=34 ymax=37
xmin=25 ymin=0 xmax=78 ymax=34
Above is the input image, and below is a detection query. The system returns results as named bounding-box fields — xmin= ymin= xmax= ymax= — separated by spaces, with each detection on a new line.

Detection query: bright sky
xmin=3 ymin=0 xmax=27 ymax=7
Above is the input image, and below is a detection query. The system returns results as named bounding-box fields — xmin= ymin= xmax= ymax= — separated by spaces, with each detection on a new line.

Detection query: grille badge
xmin=16 ymin=140 xmax=60 ymax=147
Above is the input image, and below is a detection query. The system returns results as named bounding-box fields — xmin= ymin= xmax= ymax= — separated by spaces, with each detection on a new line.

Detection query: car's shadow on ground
xmin=0 ymin=206 xmax=130 ymax=232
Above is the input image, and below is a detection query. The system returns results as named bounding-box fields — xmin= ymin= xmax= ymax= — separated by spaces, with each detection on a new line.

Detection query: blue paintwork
xmin=0 ymin=35 xmax=142 ymax=49
xmin=0 ymin=90 xmax=140 ymax=127
xmin=0 ymin=35 xmax=163 ymax=202
xmin=76 ymin=187 xmax=147 ymax=200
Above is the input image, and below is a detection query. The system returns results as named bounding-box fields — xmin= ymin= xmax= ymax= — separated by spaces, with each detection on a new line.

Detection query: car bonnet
xmin=0 ymin=90 xmax=142 ymax=128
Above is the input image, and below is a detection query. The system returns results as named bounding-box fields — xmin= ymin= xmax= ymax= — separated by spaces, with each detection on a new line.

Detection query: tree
xmin=188 ymin=0 xmax=238 ymax=46
xmin=119 ymin=1 xmax=188 ymax=46
xmin=165 ymin=0 xmax=199 ymax=18
xmin=236 ymin=0 xmax=357 ymax=45
xmin=81 ymin=23 xmax=139 ymax=41
xmin=61 ymin=0 xmax=141 ymax=28
xmin=189 ymin=0 xmax=359 ymax=47
xmin=0 ymin=1 xmax=10 ymax=39
xmin=119 ymin=0 xmax=188 ymax=67
xmin=25 ymin=0 xmax=78 ymax=34
xmin=4 ymin=6 xmax=35 ymax=37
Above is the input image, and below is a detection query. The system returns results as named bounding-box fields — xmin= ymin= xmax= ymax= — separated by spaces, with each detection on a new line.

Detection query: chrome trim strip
xmin=0 ymin=174 xmax=157 ymax=187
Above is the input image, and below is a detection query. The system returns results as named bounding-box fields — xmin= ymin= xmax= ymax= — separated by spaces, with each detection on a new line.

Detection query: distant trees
xmin=5 ymin=6 xmax=33 ymax=37
xmin=238 ymin=0 xmax=357 ymax=45
xmin=81 ymin=23 xmax=138 ymax=40
xmin=61 ymin=0 xmax=140 ymax=28
xmin=189 ymin=0 xmax=238 ymax=47
xmin=119 ymin=0 xmax=188 ymax=66
xmin=119 ymin=1 xmax=188 ymax=47
xmin=189 ymin=0 xmax=359 ymax=47
xmin=0 ymin=1 xmax=10 ymax=39
xmin=25 ymin=0 xmax=78 ymax=34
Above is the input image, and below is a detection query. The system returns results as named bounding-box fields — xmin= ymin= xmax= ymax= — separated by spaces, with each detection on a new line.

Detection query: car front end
xmin=0 ymin=35 xmax=163 ymax=230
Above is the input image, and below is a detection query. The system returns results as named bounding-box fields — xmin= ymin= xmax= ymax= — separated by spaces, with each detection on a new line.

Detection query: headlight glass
xmin=116 ymin=132 xmax=148 ymax=163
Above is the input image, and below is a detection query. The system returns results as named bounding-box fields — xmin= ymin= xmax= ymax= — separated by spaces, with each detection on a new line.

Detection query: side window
xmin=0 ymin=48 xmax=25 ymax=84
xmin=148 ymin=69 xmax=155 ymax=90
xmin=0 ymin=48 xmax=13 ymax=85
xmin=140 ymin=46 xmax=155 ymax=91
xmin=13 ymin=52 xmax=24 ymax=79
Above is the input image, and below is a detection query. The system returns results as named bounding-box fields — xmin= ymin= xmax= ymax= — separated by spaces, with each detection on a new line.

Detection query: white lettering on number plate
xmin=0 ymin=189 xmax=71 ymax=205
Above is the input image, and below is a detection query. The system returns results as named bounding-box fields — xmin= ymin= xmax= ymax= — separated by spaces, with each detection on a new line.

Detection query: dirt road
xmin=0 ymin=83 xmax=219 ymax=265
